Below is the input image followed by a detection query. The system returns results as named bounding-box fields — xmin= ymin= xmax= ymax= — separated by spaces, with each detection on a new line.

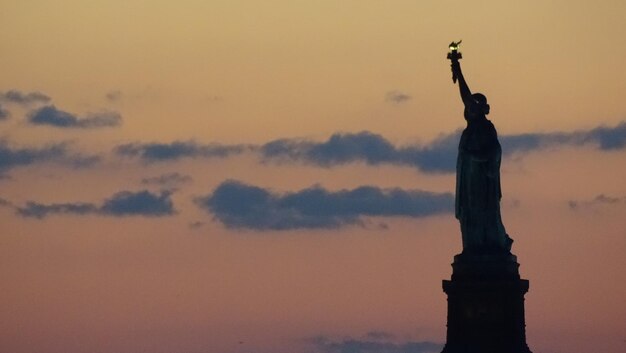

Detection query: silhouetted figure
xmin=442 ymin=47 xmax=532 ymax=353
xmin=450 ymin=59 xmax=513 ymax=254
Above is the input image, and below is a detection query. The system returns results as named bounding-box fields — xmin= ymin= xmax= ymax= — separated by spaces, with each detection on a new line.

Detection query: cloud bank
xmin=0 ymin=141 xmax=99 ymax=173
xmin=16 ymin=190 xmax=175 ymax=219
xmin=28 ymin=105 xmax=121 ymax=128
xmin=115 ymin=141 xmax=248 ymax=162
xmin=261 ymin=130 xmax=459 ymax=172
xmin=260 ymin=121 xmax=626 ymax=173
xmin=0 ymin=90 xmax=51 ymax=106
xmin=196 ymin=180 xmax=453 ymax=230
xmin=108 ymin=122 xmax=626 ymax=171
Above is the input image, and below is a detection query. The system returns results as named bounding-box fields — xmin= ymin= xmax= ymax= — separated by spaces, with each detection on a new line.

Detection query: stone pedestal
xmin=441 ymin=253 xmax=532 ymax=353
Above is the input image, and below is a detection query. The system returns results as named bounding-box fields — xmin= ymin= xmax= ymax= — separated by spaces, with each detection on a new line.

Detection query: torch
xmin=447 ymin=40 xmax=462 ymax=83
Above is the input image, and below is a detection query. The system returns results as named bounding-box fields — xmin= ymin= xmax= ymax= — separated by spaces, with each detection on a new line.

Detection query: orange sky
xmin=1 ymin=1 xmax=625 ymax=353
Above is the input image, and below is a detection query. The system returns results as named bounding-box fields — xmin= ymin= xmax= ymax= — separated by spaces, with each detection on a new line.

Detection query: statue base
xmin=441 ymin=253 xmax=532 ymax=353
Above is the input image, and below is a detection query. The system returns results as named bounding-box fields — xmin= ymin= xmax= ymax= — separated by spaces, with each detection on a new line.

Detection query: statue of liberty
xmin=448 ymin=42 xmax=513 ymax=254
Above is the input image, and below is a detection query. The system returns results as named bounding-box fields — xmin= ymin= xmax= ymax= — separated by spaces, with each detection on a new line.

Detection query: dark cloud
xmin=17 ymin=202 xmax=97 ymax=219
xmin=311 ymin=335 xmax=442 ymax=353
xmin=115 ymin=141 xmax=248 ymax=162
xmin=196 ymin=180 xmax=453 ymax=230
xmin=0 ymin=90 xmax=51 ymax=106
xmin=499 ymin=122 xmax=626 ymax=152
xmin=262 ymin=132 xmax=398 ymax=166
xmin=395 ymin=132 xmax=460 ymax=172
xmin=386 ymin=90 xmax=412 ymax=104
xmin=0 ymin=104 xmax=9 ymax=120
xmin=106 ymin=122 xmax=626 ymax=171
xmin=261 ymin=131 xmax=460 ymax=172
xmin=16 ymin=190 xmax=175 ymax=219
xmin=260 ymin=121 xmax=626 ymax=173
xmin=100 ymin=190 xmax=175 ymax=216
xmin=584 ymin=122 xmax=626 ymax=150
xmin=141 ymin=172 xmax=193 ymax=186
xmin=28 ymin=105 xmax=121 ymax=128
xmin=568 ymin=194 xmax=626 ymax=210
xmin=0 ymin=141 xmax=99 ymax=172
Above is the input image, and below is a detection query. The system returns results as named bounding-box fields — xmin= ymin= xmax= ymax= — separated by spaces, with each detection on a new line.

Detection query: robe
xmin=455 ymin=117 xmax=512 ymax=253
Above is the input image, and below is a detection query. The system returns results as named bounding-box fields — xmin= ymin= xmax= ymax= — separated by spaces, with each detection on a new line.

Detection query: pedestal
xmin=441 ymin=253 xmax=532 ymax=353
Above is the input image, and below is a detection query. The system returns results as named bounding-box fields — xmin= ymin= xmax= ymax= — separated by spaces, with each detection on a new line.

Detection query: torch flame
xmin=449 ymin=40 xmax=462 ymax=52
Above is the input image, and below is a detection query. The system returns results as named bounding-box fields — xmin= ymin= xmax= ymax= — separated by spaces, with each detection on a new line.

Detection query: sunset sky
xmin=1 ymin=1 xmax=625 ymax=353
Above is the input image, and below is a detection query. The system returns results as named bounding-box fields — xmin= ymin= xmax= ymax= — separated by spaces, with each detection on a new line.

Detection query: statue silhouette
xmin=450 ymin=59 xmax=513 ymax=254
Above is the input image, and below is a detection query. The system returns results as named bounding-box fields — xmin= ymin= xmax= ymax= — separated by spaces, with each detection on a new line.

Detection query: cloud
xmin=261 ymin=131 xmax=459 ymax=172
xmin=0 ymin=104 xmax=9 ymax=120
xmin=115 ymin=141 xmax=248 ymax=162
xmin=583 ymin=122 xmax=626 ymax=150
xmin=17 ymin=202 xmax=97 ymax=219
xmin=196 ymin=180 xmax=453 ymax=230
xmin=0 ymin=90 xmax=51 ymax=106
xmin=498 ymin=121 xmax=626 ymax=153
xmin=27 ymin=105 xmax=121 ymax=128
xmin=0 ymin=141 xmax=99 ymax=173
xmin=141 ymin=172 xmax=192 ymax=186
xmin=0 ymin=197 xmax=13 ymax=207
xmin=16 ymin=190 xmax=175 ymax=219
xmin=100 ymin=190 xmax=175 ymax=216
xmin=106 ymin=122 xmax=626 ymax=171
xmin=261 ymin=132 xmax=397 ymax=166
xmin=386 ymin=90 xmax=412 ymax=104
xmin=568 ymin=194 xmax=626 ymax=210
xmin=311 ymin=335 xmax=442 ymax=353
xmin=260 ymin=121 xmax=626 ymax=173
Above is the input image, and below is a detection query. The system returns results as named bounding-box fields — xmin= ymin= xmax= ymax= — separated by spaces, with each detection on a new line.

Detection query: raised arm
xmin=451 ymin=60 xmax=473 ymax=106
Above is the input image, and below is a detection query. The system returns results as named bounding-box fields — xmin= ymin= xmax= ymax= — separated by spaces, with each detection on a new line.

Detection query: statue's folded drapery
xmin=455 ymin=117 xmax=512 ymax=253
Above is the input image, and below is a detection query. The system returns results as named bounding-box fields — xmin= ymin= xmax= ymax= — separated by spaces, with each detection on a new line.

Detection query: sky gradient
xmin=1 ymin=1 xmax=625 ymax=353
